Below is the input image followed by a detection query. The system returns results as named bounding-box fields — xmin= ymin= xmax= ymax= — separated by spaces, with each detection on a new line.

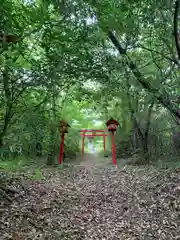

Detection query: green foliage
xmin=0 ymin=157 xmax=27 ymax=170
xmin=0 ymin=0 xmax=179 ymax=168
xmin=31 ymin=168 xmax=42 ymax=181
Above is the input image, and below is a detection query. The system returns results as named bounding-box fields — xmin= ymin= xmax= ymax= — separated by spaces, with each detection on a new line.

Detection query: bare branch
xmin=108 ymin=30 xmax=180 ymax=120
xmin=137 ymin=44 xmax=180 ymax=66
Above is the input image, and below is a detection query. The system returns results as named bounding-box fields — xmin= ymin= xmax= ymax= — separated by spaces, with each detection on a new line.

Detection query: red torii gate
xmin=58 ymin=118 xmax=119 ymax=165
xmin=79 ymin=129 xmax=107 ymax=157
xmin=79 ymin=118 xmax=119 ymax=165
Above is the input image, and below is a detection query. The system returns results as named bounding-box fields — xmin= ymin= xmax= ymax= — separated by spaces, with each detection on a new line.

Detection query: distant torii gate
xmin=79 ymin=129 xmax=107 ymax=157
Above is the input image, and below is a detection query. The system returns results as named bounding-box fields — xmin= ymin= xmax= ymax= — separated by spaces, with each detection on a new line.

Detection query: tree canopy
xmin=0 ymin=0 xmax=180 ymax=163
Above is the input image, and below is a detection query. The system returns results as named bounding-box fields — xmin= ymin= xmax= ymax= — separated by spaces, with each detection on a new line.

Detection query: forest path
xmin=78 ymin=153 xmax=111 ymax=170
xmin=1 ymin=157 xmax=180 ymax=239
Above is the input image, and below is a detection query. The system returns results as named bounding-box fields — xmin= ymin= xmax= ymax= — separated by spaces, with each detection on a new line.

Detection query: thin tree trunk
xmin=47 ymin=128 xmax=56 ymax=165
xmin=0 ymin=68 xmax=13 ymax=148
xmin=126 ymin=76 xmax=144 ymax=151
xmin=143 ymin=100 xmax=154 ymax=154
xmin=47 ymin=89 xmax=58 ymax=165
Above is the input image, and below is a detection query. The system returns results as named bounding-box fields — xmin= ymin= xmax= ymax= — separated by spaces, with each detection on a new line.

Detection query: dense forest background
xmin=1 ymin=1 xmax=180 ymax=239
xmin=0 ymin=0 xmax=180 ymax=168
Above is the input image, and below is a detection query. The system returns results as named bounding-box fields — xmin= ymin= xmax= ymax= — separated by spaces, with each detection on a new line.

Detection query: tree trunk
xmin=0 ymin=68 xmax=13 ymax=148
xmin=47 ymin=92 xmax=58 ymax=165
xmin=0 ymin=110 xmax=11 ymax=148
xmin=36 ymin=142 xmax=42 ymax=156
xmin=125 ymin=77 xmax=143 ymax=152
xmin=47 ymin=128 xmax=56 ymax=165
xmin=0 ymin=138 xmax=3 ymax=148
xmin=143 ymin=101 xmax=154 ymax=155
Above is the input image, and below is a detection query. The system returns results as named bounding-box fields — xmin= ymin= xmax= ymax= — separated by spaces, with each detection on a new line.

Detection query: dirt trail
xmin=1 ymin=157 xmax=180 ymax=239
xmin=79 ymin=153 xmax=110 ymax=170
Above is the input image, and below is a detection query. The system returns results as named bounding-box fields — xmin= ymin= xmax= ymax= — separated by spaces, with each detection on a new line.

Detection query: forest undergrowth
xmin=1 ymin=155 xmax=180 ymax=240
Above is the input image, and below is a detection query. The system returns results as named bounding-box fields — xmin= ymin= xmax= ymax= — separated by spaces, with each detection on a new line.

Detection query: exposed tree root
xmin=0 ymin=185 xmax=19 ymax=202
xmin=1 ymin=185 xmax=19 ymax=194
xmin=0 ymin=187 xmax=13 ymax=202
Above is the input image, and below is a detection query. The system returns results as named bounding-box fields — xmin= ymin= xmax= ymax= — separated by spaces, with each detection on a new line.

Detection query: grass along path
xmin=1 ymin=155 xmax=180 ymax=239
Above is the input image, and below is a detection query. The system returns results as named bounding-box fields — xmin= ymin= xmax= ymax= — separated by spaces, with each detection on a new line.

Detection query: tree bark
xmin=143 ymin=101 xmax=154 ymax=154
xmin=126 ymin=76 xmax=144 ymax=151
xmin=47 ymin=128 xmax=56 ymax=165
xmin=0 ymin=68 xmax=13 ymax=148
xmin=173 ymin=0 xmax=180 ymax=60
xmin=47 ymin=92 xmax=58 ymax=165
